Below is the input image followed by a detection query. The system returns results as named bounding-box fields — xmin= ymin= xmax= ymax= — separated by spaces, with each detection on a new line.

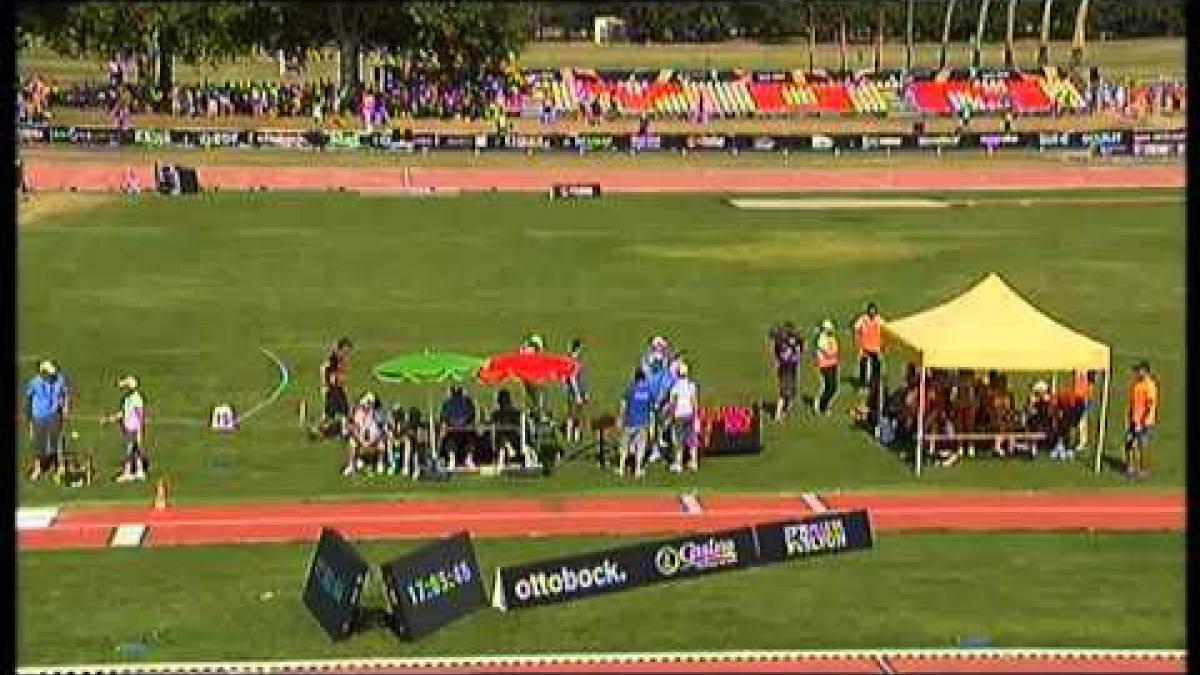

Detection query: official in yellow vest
xmin=814 ymin=319 xmax=840 ymax=415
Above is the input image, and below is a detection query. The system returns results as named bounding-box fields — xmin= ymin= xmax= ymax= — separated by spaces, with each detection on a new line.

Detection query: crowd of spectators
xmin=15 ymin=54 xmax=1186 ymax=128
xmin=1086 ymin=77 xmax=1187 ymax=117
xmin=878 ymin=367 xmax=1094 ymax=467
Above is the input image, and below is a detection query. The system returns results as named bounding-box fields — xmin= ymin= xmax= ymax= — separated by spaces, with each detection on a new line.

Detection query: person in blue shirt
xmin=25 ymin=360 xmax=70 ymax=481
xmin=646 ymin=355 xmax=679 ymax=462
xmin=439 ymin=385 xmax=478 ymax=470
xmin=618 ymin=367 xmax=655 ymax=478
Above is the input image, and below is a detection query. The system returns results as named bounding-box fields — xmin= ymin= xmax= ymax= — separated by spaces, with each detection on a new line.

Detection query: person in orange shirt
xmin=1124 ymin=361 xmax=1158 ymax=480
xmin=853 ymin=303 xmax=883 ymax=390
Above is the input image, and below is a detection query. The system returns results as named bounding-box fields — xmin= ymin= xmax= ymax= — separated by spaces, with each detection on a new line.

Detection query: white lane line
xmin=729 ymin=198 xmax=950 ymax=209
xmin=800 ymin=492 xmax=829 ymax=514
xmin=237 ymin=347 xmax=290 ymax=424
xmin=17 ymin=506 xmax=61 ymax=530
xmin=108 ymin=523 xmax=147 ymax=548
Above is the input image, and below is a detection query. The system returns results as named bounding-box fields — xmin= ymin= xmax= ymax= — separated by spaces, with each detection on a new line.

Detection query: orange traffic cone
xmin=153 ymin=478 xmax=169 ymax=510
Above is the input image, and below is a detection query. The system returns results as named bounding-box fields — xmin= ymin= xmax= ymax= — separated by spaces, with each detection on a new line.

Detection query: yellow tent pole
xmin=915 ymin=367 xmax=927 ymax=476
xmin=1094 ymin=367 xmax=1111 ymax=473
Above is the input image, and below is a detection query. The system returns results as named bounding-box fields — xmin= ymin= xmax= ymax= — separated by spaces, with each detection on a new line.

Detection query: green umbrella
xmin=371 ymin=350 xmax=485 ymax=473
xmin=372 ymin=350 xmax=484 ymax=384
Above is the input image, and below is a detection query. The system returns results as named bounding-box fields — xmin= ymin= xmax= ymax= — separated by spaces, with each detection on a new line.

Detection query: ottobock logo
xmin=512 ymin=559 xmax=627 ymax=601
xmin=654 ymin=537 xmax=739 ymax=577
xmin=783 ymin=518 xmax=849 ymax=556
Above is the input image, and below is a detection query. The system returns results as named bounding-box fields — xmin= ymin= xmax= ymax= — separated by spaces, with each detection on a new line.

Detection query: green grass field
xmin=17 ymin=189 xmax=1184 ymax=506
xmin=18 ymin=532 xmax=1185 ymax=664
xmin=18 ymin=39 xmax=1185 ymax=85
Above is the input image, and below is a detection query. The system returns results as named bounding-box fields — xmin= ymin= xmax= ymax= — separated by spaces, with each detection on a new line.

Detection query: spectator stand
xmin=880 ymin=273 xmax=1112 ymax=476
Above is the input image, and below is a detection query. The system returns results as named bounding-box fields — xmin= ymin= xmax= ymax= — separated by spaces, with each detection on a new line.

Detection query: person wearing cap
xmin=852 ymin=303 xmax=884 ymax=390
xmin=105 ymin=376 xmax=147 ymax=482
xmin=665 ymin=361 xmax=700 ymax=473
xmin=25 ymin=360 xmax=70 ymax=481
xmin=344 ymin=391 xmax=392 ymax=476
xmin=1124 ymin=361 xmax=1158 ymax=479
xmin=814 ymin=320 xmax=840 ymax=416
xmin=519 ymin=333 xmax=545 ymax=409
xmin=564 ymin=338 xmax=588 ymax=445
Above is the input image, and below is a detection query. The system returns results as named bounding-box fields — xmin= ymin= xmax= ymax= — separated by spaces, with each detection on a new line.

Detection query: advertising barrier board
xmin=493 ymin=526 xmax=758 ymax=611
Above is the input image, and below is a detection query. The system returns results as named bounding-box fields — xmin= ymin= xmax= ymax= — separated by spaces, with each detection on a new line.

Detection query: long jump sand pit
xmin=729 ymin=198 xmax=950 ymax=210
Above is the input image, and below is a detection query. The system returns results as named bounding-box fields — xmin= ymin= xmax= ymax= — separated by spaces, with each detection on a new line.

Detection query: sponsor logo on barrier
xmin=256 ymin=129 xmax=310 ymax=149
xmin=811 ymin=135 xmax=835 ymax=150
xmin=687 ymin=135 xmax=728 ymax=150
xmin=784 ymin=519 xmax=848 ymax=555
xmin=1133 ymin=129 xmax=1186 ymax=143
xmin=755 ymin=510 xmax=874 ymax=563
xmin=505 ymin=134 xmax=552 ymax=150
xmin=19 ymin=126 xmax=49 ymax=143
xmin=632 ymin=134 xmax=663 ymax=151
xmin=512 ymin=559 xmax=628 ymax=601
xmin=572 ymin=135 xmax=616 ymax=151
xmin=862 ymin=135 xmax=903 ymax=150
xmin=1038 ymin=132 xmax=1072 ymax=148
xmin=917 ymin=135 xmax=961 ymax=147
xmin=654 ymin=537 xmax=740 ymax=576
xmin=980 ymin=133 xmax=1020 ymax=147
xmin=1081 ymin=131 xmax=1123 ymax=147
xmin=752 ymin=136 xmax=776 ymax=151
xmin=438 ymin=134 xmax=477 ymax=150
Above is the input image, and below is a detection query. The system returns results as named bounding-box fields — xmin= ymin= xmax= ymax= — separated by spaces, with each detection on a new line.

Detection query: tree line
xmin=18 ymin=1 xmax=1183 ymax=97
xmin=17 ymin=2 xmax=535 ymax=94
xmin=538 ymin=1 xmax=1184 ymax=43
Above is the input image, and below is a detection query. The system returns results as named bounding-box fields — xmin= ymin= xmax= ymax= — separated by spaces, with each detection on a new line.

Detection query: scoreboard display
xmin=381 ymin=531 xmax=487 ymax=639
xmin=302 ymin=528 xmax=370 ymax=640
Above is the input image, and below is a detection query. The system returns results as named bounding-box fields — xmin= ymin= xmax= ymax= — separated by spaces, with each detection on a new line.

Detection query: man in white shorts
xmin=666 ymin=362 xmax=700 ymax=473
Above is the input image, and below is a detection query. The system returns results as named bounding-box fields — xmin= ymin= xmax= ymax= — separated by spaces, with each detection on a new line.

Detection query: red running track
xmin=22 ymin=163 xmax=1184 ymax=193
xmin=18 ymin=491 xmax=1182 ymax=551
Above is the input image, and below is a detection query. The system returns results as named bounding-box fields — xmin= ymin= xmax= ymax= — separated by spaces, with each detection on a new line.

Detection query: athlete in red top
xmin=311 ymin=337 xmax=352 ymax=440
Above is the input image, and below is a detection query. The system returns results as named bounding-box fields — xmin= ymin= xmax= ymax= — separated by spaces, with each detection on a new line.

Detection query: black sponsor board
xmin=494 ymin=526 xmax=757 ymax=611
xmin=16 ymin=124 xmax=1178 ymax=155
xmin=754 ymin=510 xmax=874 ymax=564
xmin=551 ymin=183 xmax=602 ymax=199
xmin=302 ymin=528 xmax=371 ymax=641
xmin=380 ymin=532 xmax=487 ymax=640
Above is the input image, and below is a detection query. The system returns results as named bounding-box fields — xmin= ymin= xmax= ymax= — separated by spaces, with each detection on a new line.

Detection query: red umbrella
xmin=477 ymin=351 xmax=579 ymax=387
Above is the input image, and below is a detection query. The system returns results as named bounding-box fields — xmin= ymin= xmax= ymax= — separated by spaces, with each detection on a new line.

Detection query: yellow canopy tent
xmin=882 ymin=273 xmax=1112 ymax=475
